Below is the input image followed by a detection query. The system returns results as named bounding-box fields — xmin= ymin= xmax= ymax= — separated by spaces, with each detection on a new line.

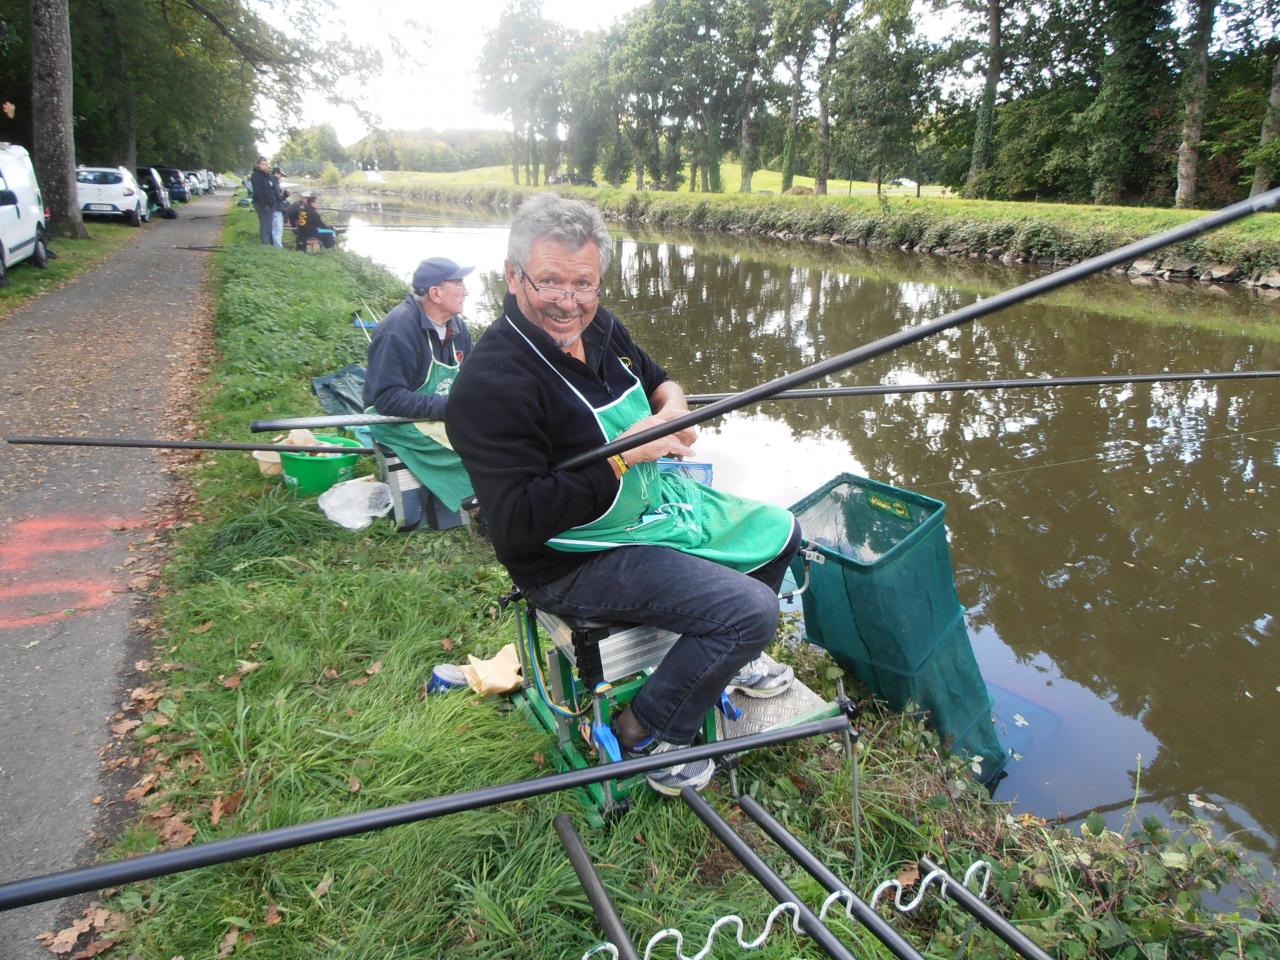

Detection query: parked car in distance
xmin=152 ymin=166 xmax=190 ymax=203
xmin=136 ymin=167 xmax=177 ymax=220
xmin=0 ymin=142 xmax=50 ymax=286
xmin=76 ymin=166 xmax=148 ymax=225
xmin=547 ymin=173 xmax=598 ymax=187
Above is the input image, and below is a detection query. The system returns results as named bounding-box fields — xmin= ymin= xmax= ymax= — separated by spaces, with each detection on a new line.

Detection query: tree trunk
xmin=1251 ymin=49 xmax=1280 ymax=198
xmin=30 ymin=0 xmax=88 ymax=239
xmin=964 ymin=0 xmax=1002 ymax=197
xmin=510 ymin=126 xmax=520 ymax=185
xmin=781 ymin=62 xmax=802 ymax=192
xmin=1175 ymin=0 xmax=1214 ymax=208
xmin=739 ymin=72 xmax=757 ymax=193
xmin=815 ymin=72 xmax=831 ymax=195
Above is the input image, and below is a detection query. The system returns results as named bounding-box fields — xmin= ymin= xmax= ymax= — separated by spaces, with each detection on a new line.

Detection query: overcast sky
xmin=258 ymin=0 xmax=647 ymax=152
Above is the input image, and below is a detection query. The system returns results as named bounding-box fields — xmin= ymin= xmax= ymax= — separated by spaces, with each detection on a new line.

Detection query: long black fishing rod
xmin=686 ymin=369 xmax=1280 ymax=404
xmin=6 ymin=436 xmax=375 ymax=456
xmin=557 ymin=187 xmax=1280 ymax=471
xmin=246 ymin=368 xmax=1280 ymax=433
xmin=0 ymin=715 xmax=849 ymax=911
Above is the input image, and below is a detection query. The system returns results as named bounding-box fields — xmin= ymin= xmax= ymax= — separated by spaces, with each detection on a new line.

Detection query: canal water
xmin=336 ymin=196 xmax=1280 ymax=868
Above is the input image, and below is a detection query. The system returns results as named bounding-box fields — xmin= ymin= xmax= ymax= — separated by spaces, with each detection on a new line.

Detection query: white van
xmin=0 ymin=143 xmax=50 ymax=286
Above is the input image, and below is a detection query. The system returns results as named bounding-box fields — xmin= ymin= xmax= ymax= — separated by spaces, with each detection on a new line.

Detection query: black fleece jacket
xmin=445 ymin=294 xmax=669 ymax=588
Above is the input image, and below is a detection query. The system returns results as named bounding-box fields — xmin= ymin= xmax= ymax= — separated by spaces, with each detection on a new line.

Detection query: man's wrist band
xmin=611 ymin=454 xmax=629 ymax=476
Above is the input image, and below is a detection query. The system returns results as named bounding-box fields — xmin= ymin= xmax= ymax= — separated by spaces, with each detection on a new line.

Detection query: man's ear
xmin=504 ymin=260 xmax=519 ymax=290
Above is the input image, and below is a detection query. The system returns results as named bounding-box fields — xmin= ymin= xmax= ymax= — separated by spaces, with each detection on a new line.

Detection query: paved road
xmin=0 ymin=194 xmax=226 ymax=957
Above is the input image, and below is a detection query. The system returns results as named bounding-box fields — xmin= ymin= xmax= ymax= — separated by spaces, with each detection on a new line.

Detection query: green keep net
xmin=790 ymin=474 xmax=1008 ymax=783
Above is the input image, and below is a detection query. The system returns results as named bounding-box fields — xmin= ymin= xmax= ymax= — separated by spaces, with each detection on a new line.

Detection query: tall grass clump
xmin=95 ymin=205 xmax=1279 ymax=960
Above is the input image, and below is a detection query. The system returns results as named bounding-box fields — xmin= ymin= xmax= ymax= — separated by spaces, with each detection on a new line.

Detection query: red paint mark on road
xmin=0 ymin=515 xmax=145 ymax=628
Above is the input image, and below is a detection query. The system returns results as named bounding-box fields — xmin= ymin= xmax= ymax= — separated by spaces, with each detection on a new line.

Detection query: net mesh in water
xmin=790 ymin=474 xmax=1008 ymax=782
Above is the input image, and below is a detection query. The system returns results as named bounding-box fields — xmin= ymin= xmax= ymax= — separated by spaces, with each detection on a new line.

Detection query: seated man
xmin=363 ymin=257 xmax=476 ymax=514
xmin=294 ymin=194 xmax=335 ymax=250
xmin=446 ymin=194 xmax=797 ymax=796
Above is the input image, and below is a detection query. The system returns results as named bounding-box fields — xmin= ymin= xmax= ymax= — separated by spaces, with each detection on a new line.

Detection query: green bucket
xmin=278 ymin=435 xmax=363 ymax=496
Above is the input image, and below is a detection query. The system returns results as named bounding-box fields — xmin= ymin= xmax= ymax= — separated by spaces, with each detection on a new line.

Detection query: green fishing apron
xmin=547 ymin=367 xmax=793 ymax=574
xmin=368 ymin=342 xmax=474 ymax=511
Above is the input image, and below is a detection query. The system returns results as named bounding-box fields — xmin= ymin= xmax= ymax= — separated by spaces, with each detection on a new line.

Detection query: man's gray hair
xmin=507 ymin=193 xmax=612 ymax=274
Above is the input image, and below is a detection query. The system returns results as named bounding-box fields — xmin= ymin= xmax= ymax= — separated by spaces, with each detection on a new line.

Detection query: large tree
xmin=1175 ymin=0 xmax=1217 ymax=207
xmin=29 ymin=0 xmax=86 ymax=239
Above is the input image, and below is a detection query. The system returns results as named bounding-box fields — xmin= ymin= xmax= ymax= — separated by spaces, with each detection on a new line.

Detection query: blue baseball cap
xmin=413 ymin=257 xmax=474 ymax=292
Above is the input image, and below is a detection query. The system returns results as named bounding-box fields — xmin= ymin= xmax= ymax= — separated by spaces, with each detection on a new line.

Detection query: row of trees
xmin=0 ymin=0 xmax=391 ymax=239
xmin=477 ymin=0 xmax=1280 ymax=207
xmin=275 ymin=125 xmax=510 ymax=174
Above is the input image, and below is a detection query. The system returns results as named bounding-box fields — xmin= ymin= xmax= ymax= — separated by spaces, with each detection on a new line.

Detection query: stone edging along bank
xmin=345 ymin=178 xmax=1280 ymax=288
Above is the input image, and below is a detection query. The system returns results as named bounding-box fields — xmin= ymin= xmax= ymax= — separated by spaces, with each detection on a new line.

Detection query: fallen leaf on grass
xmin=895 ymin=865 xmax=920 ymax=887
xmin=128 ymin=686 xmax=164 ymax=711
xmin=217 ymin=927 xmax=239 ymax=957
xmin=234 ymin=661 xmax=262 ymax=675
xmin=123 ymin=773 xmax=158 ymax=803
xmin=441 ymin=637 xmax=456 ymax=652
xmin=311 ymin=872 xmax=334 ymax=899
xmin=189 ymin=621 xmax=214 ymax=635
xmin=533 ymin=752 xmax=545 ymax=769
xmin=157 ymin=815 xmax=195 ymax=848
xmin=365 ymin=660 xmax=382 ymax=676
xmin=220 ymin=674 xmax=241 ymax=690
xmin=42 ymin=915 xmax=92 ymax=954
xmin=70 ymin=939 xmax=113 ymax=959
xmin=348 ymin=775 xmax=362 ymax=793
xmin=264 ymin=900 xmax=281 ymax=926
xmin=347 ymin=676 xmax=369 ymax=687
xmin=323 ymin=667 xmax=339 ymax=680
xmin=111 ymin=719 xmax=141 ymax=736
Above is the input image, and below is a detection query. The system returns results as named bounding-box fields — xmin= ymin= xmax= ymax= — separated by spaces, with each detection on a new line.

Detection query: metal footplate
xmin=534 ymin=610 xmax=680 ymax=687
xmin=720 ymin=652 xmax=838 ymax=739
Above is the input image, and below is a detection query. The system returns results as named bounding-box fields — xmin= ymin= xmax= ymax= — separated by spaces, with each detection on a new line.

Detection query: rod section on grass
xmin=0 ymin=716 xmax=850 ymax=911
xmin=737 ymin=794 xmax=923 ymax=960
xmin=554 ymin=814 xmax=641 ymax=960
xmin=248 ymin=369 xmax=1280 ymax=433
xmin=918 ymin=856 xmax=1052 ymax=960
xmin=684 ymin=369 xmax=1280 ymax=405
xmin=556 ymin=186 xmax=1280 ymax=472
xmin=5 ymin=436 xmax=376 ymax=455
xmin=679 ymin=789 xmax=860 ymax=960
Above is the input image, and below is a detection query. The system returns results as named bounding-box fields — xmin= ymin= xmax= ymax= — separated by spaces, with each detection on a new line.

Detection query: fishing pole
xmin=556 ymin=186 xmax=1280 ymax=472
xmin=245 ymin=369 xmax=1280 ymax=433
xmin=6 ymin=436 xmax=375 ymax=455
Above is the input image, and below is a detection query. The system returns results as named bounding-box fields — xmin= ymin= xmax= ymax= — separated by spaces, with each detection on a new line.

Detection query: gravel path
xmin=0 ymin=193 xmax=227 ymax=955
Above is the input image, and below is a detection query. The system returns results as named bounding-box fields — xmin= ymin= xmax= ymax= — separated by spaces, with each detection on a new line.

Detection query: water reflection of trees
xmin=609 ymin=234 xmax=1280 ymax=860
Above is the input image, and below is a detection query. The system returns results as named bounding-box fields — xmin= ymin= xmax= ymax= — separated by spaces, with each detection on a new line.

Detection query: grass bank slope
xmin=85 ymin=206 xmax=1278 ymax=959
xmin=349 ymin=171 xmax=1280 ymax=277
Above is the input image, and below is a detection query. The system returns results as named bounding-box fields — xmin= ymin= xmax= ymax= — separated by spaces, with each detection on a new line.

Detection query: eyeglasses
xmin=517 ymin=263 xmax=601 ymax=305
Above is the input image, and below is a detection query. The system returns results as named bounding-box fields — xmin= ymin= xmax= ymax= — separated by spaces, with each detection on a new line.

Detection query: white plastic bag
xmin=317 ymin=476 xmax=393 ymax=530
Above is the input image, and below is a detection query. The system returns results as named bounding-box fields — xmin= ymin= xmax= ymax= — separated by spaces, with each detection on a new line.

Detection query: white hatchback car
xmin=76 ymin=166 xmax=148 ymax=226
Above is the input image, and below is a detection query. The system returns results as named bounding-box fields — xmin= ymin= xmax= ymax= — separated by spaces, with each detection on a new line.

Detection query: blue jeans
xmin=524 ymin=519 xmax=801 ymax=744
xmin=271 ymin=210 xmax=284 ymax=247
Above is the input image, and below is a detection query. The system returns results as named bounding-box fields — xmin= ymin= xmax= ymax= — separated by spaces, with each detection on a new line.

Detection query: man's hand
xmin=616 ymin=409 xmax=696 ymax=466
xmin=649 ymin=381 xmax=697 ymax=447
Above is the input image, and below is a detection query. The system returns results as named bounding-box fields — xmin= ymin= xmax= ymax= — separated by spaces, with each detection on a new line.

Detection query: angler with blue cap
xmin=362 ymin=257 xmax=477 ymax=511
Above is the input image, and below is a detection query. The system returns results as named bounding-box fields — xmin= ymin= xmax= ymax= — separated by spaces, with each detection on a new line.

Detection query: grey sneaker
xmin=729 ymin=656 xmax=795 ymax=699
xmin=625 ymin=738 xmax=715 ymax=796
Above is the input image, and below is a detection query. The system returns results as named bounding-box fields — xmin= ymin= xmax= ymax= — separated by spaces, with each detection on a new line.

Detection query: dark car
xmin=136 ymin=167 xmax=177 ymax=219
xmin=547 ymin=173 xmax=598 ymax=187
xmin=152 ymin=166 xmax=190 ymax=203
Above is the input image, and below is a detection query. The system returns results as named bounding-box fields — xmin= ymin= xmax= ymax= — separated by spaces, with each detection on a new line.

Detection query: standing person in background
xmin=270 ymin=168 xmax=287 ymax=248
xmin=363 ymin=257 xmax=476 ymax=512
xmin=249 ymin=157 xmax=278 ymax=246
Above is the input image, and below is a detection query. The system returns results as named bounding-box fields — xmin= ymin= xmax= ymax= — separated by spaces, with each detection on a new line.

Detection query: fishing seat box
xmin=373 ymin=442 xmax=464 ymax=532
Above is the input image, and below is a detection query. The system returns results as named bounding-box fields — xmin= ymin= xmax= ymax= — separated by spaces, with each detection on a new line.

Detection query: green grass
xmin=348 ymin=169 xmax=1280 ymax=274
xmin=93 ymin=205 xmax=1279 ymax=959
xmin=0 ymin=219 xmax=144 ymax=321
